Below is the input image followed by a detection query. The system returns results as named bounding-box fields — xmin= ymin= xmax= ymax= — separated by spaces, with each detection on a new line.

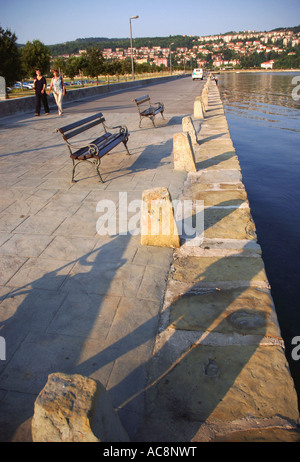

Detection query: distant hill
xmin=270 ymin=25 xmax=300 ymax=33
xmin=48 ymin=35 xmax=198 ymax=56
xmin=22 ymin=25 xmax=299 ymax=57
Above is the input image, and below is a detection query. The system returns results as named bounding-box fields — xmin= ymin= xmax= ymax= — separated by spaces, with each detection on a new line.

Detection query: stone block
xmin=169 ymin=287 xmax=281 ymax=338
xmin=171 ymin=255 xmax=268 ymax=285
xmin=31 ymin=372 xmax=130 ymax=442
xmin=201 ymin=92 xmax=209 ymax=109
xmin=182 ymin=116 xmax=198 ymax=145
xmin=173 ymin=132 xmax=196 ymax=172
xmin=194 ymin=97 xmax=204 ymax=119
xmin=142 ymin=345 xmax=299 ymax=435
xmin=141 ymin=187 xmax=180 ymax=248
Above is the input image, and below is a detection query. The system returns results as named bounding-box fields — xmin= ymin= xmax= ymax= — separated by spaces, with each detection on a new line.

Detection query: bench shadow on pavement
xmin=0 ymin=198 xmax=270 ymax=442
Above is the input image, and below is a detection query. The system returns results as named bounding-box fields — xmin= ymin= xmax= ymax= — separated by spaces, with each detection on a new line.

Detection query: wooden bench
xmin=56 ymin=112 xmax=130 ymax=183
xmin=133 ymin=95 xmax=164 ymax=128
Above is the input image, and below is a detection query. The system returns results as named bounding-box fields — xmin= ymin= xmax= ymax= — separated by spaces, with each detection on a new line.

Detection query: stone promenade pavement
xmin=0 ymin=78 xmax=193 ymax=441
xmin=0 ymin=77 xmax=299 ymax=442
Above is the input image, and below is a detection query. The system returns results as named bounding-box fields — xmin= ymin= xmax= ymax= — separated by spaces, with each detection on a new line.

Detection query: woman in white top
xmin=48 ymin=69 xmax=66 ymax=116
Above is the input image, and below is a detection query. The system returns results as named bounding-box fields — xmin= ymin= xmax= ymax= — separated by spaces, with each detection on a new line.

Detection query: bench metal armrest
xmin=104 ymin=123 xmax=129 ymax=136
xmin=63 ymin=139 xmax=100 ymax=156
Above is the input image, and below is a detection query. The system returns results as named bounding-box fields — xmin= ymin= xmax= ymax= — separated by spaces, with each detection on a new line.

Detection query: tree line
xmin=0 ymin=27 xmax=171 ymax=87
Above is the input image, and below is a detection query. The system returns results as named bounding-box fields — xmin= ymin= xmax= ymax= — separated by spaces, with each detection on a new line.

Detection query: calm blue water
xmin=219 ymin=72 xmax=300 ymax=407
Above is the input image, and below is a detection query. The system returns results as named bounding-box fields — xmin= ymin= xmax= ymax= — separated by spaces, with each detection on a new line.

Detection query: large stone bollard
xmin=141 ymin=187 xmax=180 ymax=248
xmin=182 ymin=116 xmax=198 ymax=146
xmin=194 ymin=96 xmax=204 ymax=119
xmin=0 ymin=76 xmax=8 ymax=100
xmin=31 ymin=372 xmax=130 ymax=442
xmin=173 ymin=132 xmax=196 ymax=172
xmin=201 ymin=89 xmax=209 ymax=109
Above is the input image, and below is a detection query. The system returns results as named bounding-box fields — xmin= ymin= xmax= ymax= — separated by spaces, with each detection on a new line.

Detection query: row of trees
xmin=52 ymin=53 xmax=168 ymax=83
xmin=0 ymin=27 xmax=51 ymax=85
xmin=0 ymin=27 xmax=169 ymax=87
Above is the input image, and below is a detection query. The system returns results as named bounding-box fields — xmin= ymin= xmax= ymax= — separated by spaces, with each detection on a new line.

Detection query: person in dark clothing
xmin=33 ymin=69 xmax=49 ymax=116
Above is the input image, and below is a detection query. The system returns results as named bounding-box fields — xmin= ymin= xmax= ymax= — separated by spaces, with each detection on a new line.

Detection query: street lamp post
xmin=170 ymin=42 xmax=174 ymax=75
xmin=129 ymin=15 xmax=139 ymax=80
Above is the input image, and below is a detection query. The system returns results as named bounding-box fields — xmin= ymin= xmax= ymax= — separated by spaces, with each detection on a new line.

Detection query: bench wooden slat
xmin=134 ymin=95 xmax=151 ymax=105
xmin=58 ymin=112 xmax=105 ymax=133
xmin=61 ymin=119 xmax=105 ymax=140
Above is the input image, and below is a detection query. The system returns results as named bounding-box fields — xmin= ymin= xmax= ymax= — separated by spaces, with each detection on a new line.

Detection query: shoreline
xmin=218 ymin=68 xmax=300 ymax=73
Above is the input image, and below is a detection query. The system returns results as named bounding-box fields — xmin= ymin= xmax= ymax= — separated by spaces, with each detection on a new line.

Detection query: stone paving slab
xmin=138 ymin=344 xmax=299 ymax=442
xmin=0 ymin=77 xmax=201 ymax=441
xmin=169 ymin=287 xmax=281 ymax=337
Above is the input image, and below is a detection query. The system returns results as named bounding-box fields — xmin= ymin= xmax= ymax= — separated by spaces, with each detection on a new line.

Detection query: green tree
xmin=65 ymin=56 xmax=80 ymax=81
xmin=52 ymin=57 xmax=66 ymax=75
xmin=0 ymin=27 xmax=23 ymax=85
xmin=20 ymin=40 xmax=51 ymax=77
xmin=85 ymin=47 xmax=104 ymax=84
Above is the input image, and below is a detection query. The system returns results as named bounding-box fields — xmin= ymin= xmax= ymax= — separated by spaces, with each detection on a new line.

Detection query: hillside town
xmin=55 ymin=28 xmax=300 ymax=70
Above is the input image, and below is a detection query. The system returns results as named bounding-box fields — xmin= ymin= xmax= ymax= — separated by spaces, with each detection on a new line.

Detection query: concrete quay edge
xmin=136 ymin=80 xmax=300 ymax=442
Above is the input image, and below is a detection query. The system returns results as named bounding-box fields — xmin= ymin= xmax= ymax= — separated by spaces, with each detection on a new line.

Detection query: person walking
xmin=33 ymin=69 xmax=49 ymax=116
xmin=48 ymin=69 xmax=65 ymax=116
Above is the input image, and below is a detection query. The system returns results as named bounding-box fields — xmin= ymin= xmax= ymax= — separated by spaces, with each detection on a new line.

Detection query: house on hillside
xmin=261 ymin=60 xmax=275 ymax=69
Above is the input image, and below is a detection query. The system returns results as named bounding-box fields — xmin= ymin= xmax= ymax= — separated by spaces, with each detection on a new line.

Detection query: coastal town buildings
xmin=53 ymin=28 xmax=300 ymax=70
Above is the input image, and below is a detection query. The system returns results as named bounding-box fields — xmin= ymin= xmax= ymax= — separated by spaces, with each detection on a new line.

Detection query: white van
xmin=192 ymin=68 xmax=203 ymax=80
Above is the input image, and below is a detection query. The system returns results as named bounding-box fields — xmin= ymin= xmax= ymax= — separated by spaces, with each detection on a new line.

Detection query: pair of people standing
xmin=33 ymin=69 xmax=65 ymax=117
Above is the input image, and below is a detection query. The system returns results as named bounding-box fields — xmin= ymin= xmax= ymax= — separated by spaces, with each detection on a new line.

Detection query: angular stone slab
xmin=172 ymin=255 xmax=268 ymax=285
xmin=196 ymin=154 xmax=241 ymax=171
xmin=212 ymin=427 xmax=300 ymax=442
xmin=142 ymin=345 xmax=299 ymax=438
xmin=186 ymin=170 xmax=243 ymax=184
xmin=186 ymin=190 xmax=249 ymax=207
xmin=31 ymin=372 xmax=130 ymax=442
xmin=204 ymin=207 xmax=257 ymax=240
xmin=169 ymin=287 xmax=281 ymax=337
xmin=182 ymin=116 xmax=198 ymax=146
xmin=173 ymin=132 xmax=196 ymax=172
xmin=194 ymin=97 xmax=204 ymax=119
xmin=141 ymin=187 xmax=180 ymax=248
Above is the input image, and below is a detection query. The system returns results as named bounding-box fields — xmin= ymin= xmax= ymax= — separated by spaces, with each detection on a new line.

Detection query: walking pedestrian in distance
xmin=48 ymin=69 xmax=66 ymax=116
xmin=33 ymin=69 xmax=49 ymax=116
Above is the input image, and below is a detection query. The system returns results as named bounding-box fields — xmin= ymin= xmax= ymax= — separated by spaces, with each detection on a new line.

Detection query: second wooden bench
xmin=133 ymin=94 xmax=165 ymax=128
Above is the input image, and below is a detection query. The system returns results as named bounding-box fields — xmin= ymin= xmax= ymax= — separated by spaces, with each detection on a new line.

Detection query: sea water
xmin=218 ymin=72 xmax=300 ymax=408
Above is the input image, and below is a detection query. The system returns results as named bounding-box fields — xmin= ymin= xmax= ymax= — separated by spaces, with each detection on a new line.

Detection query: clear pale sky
xmin=1 ymin=0 xmax=300 ymax=45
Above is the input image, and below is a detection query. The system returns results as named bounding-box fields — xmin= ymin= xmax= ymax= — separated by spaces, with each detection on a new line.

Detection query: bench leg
xmin=122 ymin=139 xmax=131 ymax=156
xmin=95 ymin=159 xmax=104 ymax=183
xmin=151 ymin=116 xmax=156 ymax=128
xmin=71 ymin=159 xmax=77 ymax=183
xmin=161 ymin=111 xmax=165 ymax=120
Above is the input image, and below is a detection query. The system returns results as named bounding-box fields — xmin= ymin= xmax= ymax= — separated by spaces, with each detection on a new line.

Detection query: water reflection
xmin=218 ymin=71 xmax=300 ymax=410
xmin=220 ymin=72 xmax=300 ymax=132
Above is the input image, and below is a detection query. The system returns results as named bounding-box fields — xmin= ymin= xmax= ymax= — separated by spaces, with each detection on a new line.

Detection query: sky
xmin=1 ymin=0 xmax=300 ymax=45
